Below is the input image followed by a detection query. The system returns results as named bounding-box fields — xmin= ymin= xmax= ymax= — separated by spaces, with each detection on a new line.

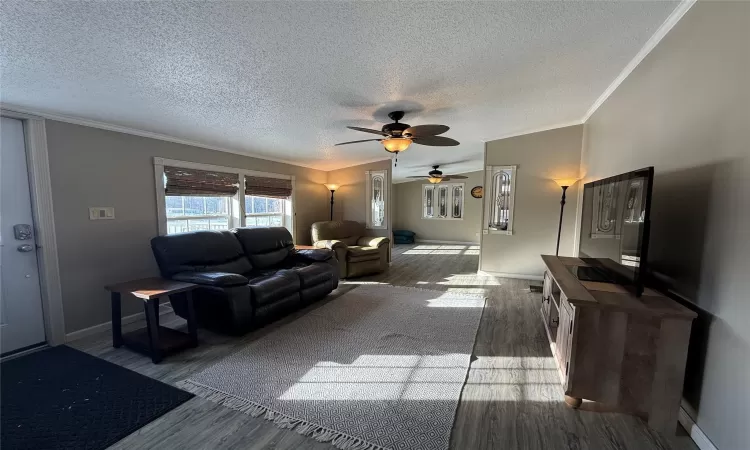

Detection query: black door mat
xmin=1 ymin=345 xmax=193 ymax=450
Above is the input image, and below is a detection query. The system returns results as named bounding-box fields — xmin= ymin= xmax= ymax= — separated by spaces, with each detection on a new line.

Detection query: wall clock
xmin=471 ymin=186 xmax=483 ymax=198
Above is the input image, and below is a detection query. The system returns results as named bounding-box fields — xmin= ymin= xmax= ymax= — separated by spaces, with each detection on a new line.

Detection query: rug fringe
xmin=177 ymin=380 xmax=390 ymax=450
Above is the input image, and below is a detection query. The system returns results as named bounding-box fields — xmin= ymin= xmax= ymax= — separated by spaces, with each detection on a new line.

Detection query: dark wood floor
xmin=71 ymin=244 xmax=696 ymax=449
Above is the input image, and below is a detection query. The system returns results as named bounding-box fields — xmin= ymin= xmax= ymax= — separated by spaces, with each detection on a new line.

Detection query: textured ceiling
xmin=1 ymin=1 xmax=679 ymax=180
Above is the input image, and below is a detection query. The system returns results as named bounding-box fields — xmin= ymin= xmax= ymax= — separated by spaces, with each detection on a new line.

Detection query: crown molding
xmin=582 ymin=0 xmax=697 ymax=122
xmin=0 ymin=103 xmax=330 ymax=170
xmin=481 ymin=120 xmax=584 ymax=143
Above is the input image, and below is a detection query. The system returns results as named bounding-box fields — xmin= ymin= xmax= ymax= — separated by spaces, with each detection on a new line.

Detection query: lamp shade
xmin=428 ymin=177 xmax=442 ymax=184
xmin=324 ymin=183 xmax=339 ymax=191
xmin=381 ymin=137 xmax=412 ymax=153
xmin=553 ymin=178 xmax=579 ymax=188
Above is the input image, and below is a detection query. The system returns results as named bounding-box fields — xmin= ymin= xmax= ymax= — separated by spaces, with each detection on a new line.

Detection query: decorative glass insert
xmin=372 ymin=174 xmax=385 ymax=227
xmin=452 ymin=185 xmax=463 ymax=218
xmin=423 ymin=185 xmax=434 ymax=218
xmin=422 ymin=183 xmax=464 ymax=220
xmin=438 ymin=186 xmax=448 ymax=218
xmin=484 ymin=165 xmax=517 ymax=234
xmin=366 ymin=170 xmax=388 ymax=229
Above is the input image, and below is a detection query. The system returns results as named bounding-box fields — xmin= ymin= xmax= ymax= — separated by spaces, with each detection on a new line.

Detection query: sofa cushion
xmin=246 ymin=270 xmax=300 ymax=306
xmin=232 ymin=227 xmax=294 ymax=269
xmin=151 ymin=230 xmax=252 ymax=277
xmin=292 ymin=263 xmax=334 ymax=288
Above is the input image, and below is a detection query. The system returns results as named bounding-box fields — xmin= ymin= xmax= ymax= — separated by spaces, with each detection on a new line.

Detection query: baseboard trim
xmin=65 ymin=307 xmax=173 ymax=342
xmin=678 ymin=405 xmax=717 ymax=450
xmin=477 ymin=270 xmax=544 ymax=281
xmin=414 ymin=239 xmax=478 ymax=246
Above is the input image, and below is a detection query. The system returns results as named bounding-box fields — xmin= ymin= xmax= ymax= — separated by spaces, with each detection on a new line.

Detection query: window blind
xmin=245 ymin=176 xmax=292 ymax=198
xmin=164 ymin=166 xmax=239 ymax=197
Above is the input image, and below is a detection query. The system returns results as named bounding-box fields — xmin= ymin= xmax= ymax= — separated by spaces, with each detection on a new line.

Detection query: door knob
xmin=17 ymin=244 xmax=34 ymax=252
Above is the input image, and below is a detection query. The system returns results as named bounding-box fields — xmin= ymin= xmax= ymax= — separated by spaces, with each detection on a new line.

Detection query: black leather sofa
xmin=150 ymin=227 xmax=338 ymax=335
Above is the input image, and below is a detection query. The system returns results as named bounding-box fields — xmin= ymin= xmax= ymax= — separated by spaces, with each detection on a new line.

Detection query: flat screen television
xmin=577 ymin=167 xmax=654 ymax=296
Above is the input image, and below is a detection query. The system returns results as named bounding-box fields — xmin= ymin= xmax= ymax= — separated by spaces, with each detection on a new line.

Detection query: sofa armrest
xmin=293 ymin=248 xmax=334 ymax=262
xmin=172 ymin=271 xmax=248 ymax=287
xmin=356 ymin=236 xmax=390 ymax=248
xmin=314 ymin=239 xmax=348 ymax=251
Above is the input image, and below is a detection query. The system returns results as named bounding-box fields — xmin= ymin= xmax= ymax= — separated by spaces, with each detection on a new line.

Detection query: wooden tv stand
xmin=540 ymin=255 xmax=696 ymax=435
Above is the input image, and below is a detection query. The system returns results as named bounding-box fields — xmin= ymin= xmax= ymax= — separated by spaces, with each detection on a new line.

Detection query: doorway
xmin=1 ymin=117 xmax=46 ymax=355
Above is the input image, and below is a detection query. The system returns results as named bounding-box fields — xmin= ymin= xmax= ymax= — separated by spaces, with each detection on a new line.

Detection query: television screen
xmin=577 ymin=167 xmax=654 ymax=296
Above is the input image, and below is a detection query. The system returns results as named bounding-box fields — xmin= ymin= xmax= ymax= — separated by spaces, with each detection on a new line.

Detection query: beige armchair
xmin=311 ymin=221 xmax=390 ymax=278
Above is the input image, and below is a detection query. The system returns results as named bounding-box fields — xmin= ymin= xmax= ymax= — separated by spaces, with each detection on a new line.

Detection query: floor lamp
xmin=324 ymin=184 xmax=339 ymax=221
xmin=553 ymin=179 xmax=578 ymax=256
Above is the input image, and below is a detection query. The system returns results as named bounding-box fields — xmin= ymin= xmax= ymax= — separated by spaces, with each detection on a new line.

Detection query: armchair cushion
xmin=172 ymin=271 xmax=249 ymax=287
xmin=311 ymin=220 xmax=365 ymax=245
xmin=346 ymin=246 xmax=381 ymax=263
xmin=314 ymin=239 xmax=347 ymax=251
xmin=356 ymin=236 xmax=390 ymax=248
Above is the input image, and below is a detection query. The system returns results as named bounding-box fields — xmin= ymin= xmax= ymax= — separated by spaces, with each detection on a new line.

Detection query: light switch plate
xmin=89 ymin=207 xmax=115 ymax=220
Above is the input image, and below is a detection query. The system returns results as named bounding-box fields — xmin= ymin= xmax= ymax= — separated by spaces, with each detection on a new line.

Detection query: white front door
xmin=0 ymin=117 xmax=46 ymax=354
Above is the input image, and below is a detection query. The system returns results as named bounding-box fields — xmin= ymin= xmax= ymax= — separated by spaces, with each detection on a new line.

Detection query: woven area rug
xmin=179 ymin=284 xmax=485 ymax=450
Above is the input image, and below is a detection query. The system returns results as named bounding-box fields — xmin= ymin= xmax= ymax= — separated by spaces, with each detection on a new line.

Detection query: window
xmin=154 ymin=158 xmax=295 ymax=237
xmin=365 ymin=170 xmax=388 ymax=229
xmin=166 ymin=196 xmax=231 ymax=234
xmin=484 ymin=165 xmax=517 ymax=235
xmin=422 ymin=183 xmax=464 ymax=220
xmin=245 ymin=195 xmax=284 ymax=227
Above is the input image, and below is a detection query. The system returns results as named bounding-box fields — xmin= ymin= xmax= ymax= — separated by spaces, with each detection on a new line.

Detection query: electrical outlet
xmin=89 ymin=207 xmax=115 ymax=220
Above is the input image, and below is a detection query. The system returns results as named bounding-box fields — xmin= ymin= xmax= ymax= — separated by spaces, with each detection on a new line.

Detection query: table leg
xmin=144 ymin=298 xmax=162 ymax=363
xmin=111 ymin=292 xmax=122 ymax=348
xmin=186 ymin=291 xmax=198 ymax=347
xmin=151 ymin=298 xmax=160 ymax=327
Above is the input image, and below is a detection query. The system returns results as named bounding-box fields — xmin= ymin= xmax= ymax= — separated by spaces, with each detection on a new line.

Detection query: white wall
xmin=393 ymin=170 xmax=484 ymax=243
xmin=581 ymin=2 xmax=749 ymax=449
xmin=481 ymin=125 xmax=583 ymax=277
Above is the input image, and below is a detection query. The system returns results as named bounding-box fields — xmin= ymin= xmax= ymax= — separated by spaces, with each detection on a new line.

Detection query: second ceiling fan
xmin=407 ymin=165 xmax=468 ymax=184
xmin=335 ymin=111 xmax=459 ymax=164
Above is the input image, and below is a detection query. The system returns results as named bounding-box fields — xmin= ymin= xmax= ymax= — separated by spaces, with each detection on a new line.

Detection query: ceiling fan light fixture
xmin=381 ymin=137 xmax=412 ymax=153
xmin=428 ymin=176 xmax=442 ymax=184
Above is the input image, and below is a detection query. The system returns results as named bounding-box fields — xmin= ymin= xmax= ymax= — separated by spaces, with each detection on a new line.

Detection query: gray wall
xmin=581 ymin=2 xmax=749 ymax=449
xmin=45 ymin=120 xmax=329 ymax=334
xmin=326 ymin=159 xmax=392 ymax=239
xmin=481 ymin=125 xmax=583 ymax=277
xmin=393 ymin=171 xmax=484 ymax=243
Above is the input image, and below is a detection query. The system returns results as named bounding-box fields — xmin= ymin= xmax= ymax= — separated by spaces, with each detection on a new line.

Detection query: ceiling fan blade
xmin=347 ymin=126 xmax=388 ymax=136
xmin=334 ymin=139 xmax=382 ymax=146
xmin=403 ymin=124 xmax=449 ymax=137
xmin=442 ymin=174 xmax=468 ymax=179
xmin=412 ymin=136 xmax=460 ymax=146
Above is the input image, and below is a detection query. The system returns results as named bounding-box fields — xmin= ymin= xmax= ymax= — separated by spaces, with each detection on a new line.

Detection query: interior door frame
xmin=1 ymin=109 xmax=66 ymax=346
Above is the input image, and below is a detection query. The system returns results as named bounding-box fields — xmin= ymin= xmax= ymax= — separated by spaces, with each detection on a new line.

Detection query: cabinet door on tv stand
xmin=556 ymin=300 xmax=575 ymax=386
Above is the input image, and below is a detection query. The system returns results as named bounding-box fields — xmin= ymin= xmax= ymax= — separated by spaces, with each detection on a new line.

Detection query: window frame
xmin=421 ymin=182 xmax=465 ymax=221
xmin=154 ymin=157 xmax=296 ymax=238
xmin=483 ymin=165 xmax=517 ymax=235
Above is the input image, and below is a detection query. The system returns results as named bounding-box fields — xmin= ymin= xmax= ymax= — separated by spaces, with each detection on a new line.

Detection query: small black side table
xmin=105 ymin=277 xmax=198 ymax=363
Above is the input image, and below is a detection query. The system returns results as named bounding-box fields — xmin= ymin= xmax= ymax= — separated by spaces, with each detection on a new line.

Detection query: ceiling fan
xmin=335 ymin=111 xmax=459 ymax=164
xmin=407 ymin=165 xmax=469 ymax=184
